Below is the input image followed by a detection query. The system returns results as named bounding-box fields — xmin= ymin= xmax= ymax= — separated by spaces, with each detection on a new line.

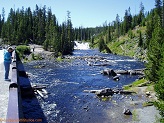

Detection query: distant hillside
xmin=107 ymin=26 xmax=147 ymax=61
xmin=91 ymin=25 xmax=147 ymax=61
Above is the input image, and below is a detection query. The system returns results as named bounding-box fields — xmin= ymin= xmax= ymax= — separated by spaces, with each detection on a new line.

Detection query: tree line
xmin=87 ymin=2 xmax=147 ymax=52
xmin=146 ymin=0 xmax=164 ymax=121
xmin=0 ymin=5 xmax=101 ymax=55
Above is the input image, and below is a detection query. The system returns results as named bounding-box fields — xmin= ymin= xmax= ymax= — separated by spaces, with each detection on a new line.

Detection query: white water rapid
xmin=74 ymin=41 xmax=90 ymax=50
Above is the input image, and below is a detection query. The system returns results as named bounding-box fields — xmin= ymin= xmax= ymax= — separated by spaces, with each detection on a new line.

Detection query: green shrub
xmin=16 ymin=45 xmax=30 ymax=54
xmin=16 ymin=45 xmax=31 ymax=59
xmin=142 ymin=101 xmax=154 ymax=107
xmin=31 ymin=53 xmax=43 ymax=60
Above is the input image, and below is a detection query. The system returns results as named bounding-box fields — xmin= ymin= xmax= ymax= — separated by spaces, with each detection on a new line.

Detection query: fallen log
xmin=92 ymin=63 xmax=110 ymax=66
xmin=102 ymin=68 xmax=145 ymax=76
xmin=36 ymin=90 xmax=44 ymax=98
xmin=84 ymin=88 xmax=136 ymax=97
xmin=32 ymin=86 xmax=47 ymax=90
xmin=119 ymin=90 xmax=136 ymax=94
xmin=96 ymin=88 xmax=114 ymax=96
xmin=83 ymin=90 xmax=101 ymax=93
xmin=115 ymin=70 xmax=128 ymax=74
xmin=41 ymin=89 xmax=48 ymax=94
xmin=128 ymin=70 xmax=144 ymax=75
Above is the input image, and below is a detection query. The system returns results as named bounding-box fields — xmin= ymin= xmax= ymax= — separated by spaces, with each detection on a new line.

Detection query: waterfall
xmin=74 ymin=41 xmax=90 ymax=50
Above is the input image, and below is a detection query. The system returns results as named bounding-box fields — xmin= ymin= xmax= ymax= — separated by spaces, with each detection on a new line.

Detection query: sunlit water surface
xmin=24 ymin=46 xmax=145 ymax=123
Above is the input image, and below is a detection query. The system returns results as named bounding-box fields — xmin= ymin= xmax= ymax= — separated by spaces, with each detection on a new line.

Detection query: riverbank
xmin=122 ymin=79 xmax=161 ymax=123
xmin=27 ymin=44 xmax=55 ymax=61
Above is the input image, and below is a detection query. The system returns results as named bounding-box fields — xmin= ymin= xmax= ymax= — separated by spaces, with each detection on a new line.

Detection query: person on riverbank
xmin=4 ymin=47 xmax=13 ymax=81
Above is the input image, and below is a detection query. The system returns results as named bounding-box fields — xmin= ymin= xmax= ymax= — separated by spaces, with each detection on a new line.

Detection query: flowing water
xmin=24 ymin=43 xmax=145 ymax=123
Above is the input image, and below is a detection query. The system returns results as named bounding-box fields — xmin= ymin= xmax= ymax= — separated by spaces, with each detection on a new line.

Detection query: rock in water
xmin=113 ymin=75 xmax=120 ymax=81
xmin=96 ymin=88 xmax=114 ymax=97
xmin=123 ymin=108 xmax=132 ymax=115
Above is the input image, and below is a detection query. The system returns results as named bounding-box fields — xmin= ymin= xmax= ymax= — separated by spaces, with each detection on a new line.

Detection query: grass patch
xmin=131 ymin=79 xmax=147 ymax=86
xmin=142 ymin=101 xmax=154 ymax=107
xmin=108 ymin=40 xmax=125 ymax=55
xmin=56 ymin=56 xmax=63 ymax=62
xmin=123 ymin=84 xmax=132 ymax=90
xmin=145 ymin=85 xmax=154 ymax=92
xmin=123 ymin=79 xmax=147 ymax=90
xmin=132 ymin=109 xmax=139 ymax=121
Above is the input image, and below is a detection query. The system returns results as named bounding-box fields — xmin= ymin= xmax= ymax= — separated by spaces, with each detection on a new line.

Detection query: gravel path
xmin=130 ymin=86 xmax=161 ymax=123
xmin=134 ymin=106 xmax=160 ymax=123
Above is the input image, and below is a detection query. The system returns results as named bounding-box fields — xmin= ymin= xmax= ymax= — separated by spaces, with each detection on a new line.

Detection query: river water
xmin=24 ymin=46 xmax=145 ymax=123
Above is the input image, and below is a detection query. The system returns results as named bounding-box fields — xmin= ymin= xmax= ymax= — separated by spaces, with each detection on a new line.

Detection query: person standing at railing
xmin=4 ymin=47 xmax=13 ymax=81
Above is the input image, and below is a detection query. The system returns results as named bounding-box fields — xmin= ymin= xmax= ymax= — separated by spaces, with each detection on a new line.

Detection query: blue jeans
xmin=4 ymin=62 xmax=11 ymax=79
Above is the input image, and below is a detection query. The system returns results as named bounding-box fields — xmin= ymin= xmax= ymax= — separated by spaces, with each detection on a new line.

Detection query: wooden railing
xmin=6 ymin=50 xmax=21 ymax=123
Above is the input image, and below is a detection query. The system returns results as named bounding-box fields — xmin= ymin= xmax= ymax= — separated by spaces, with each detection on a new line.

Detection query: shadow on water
xmin=24 ymin=49 xmax=145 ymax=123
xmin=17 ymin=58 xmax=48 ymax=123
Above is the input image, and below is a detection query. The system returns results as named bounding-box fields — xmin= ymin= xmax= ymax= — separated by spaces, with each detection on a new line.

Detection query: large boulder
xmin=102 ymin=69 xmax=117 ymax=77
xmin=96 ymin=88 xmax=114 ymax=97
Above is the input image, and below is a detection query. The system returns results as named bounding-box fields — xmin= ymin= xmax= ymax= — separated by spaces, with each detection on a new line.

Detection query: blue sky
xmin=0 ymin=0 xmax=155 ymax=28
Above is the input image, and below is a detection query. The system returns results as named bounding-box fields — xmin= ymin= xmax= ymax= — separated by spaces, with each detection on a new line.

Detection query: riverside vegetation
xmin=0 ymin=0 xmax=164 ymax=122
xmin=91 ymin=1 xmax=164 ymax=122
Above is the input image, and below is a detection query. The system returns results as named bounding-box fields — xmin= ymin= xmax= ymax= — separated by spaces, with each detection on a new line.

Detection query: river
xmin=24 ymin=42 xmax=145 ymax=123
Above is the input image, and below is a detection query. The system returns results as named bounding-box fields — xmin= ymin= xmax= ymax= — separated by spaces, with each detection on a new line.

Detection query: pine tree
xmin=155 ymin=43 xmax=164 ymax=100
xmin=44 ymin=8 xmax=52 ymax=51
xmin=138 ymin=2 xmax=145 ymax=26
xmin=123 ymin=10 xmax=129 ymax=34
xmin=146 ymin=15 xmax=164 ymax=82
xmin=1 ymin=8 xmax=6 ymax=40
xmin=138 ymin=31 xmax=143 ymax=47
xmin=66 ymin=11 xmax=74 ymax=53
xmin=127 ymin=7 xmax=132 ymax=29
xmin=146 ymin=10 xmax=155 ymax=48
xmin=2 ymin=8 xmax=5 ymax=23
xmin=98 ymin=37 xmax=105 ymax=52
xmin=123 ymin=8 xmax=132 ymax=34
xmin=155 ymin=0 xmax=162 ymax=19
xmin=162 ymin=0 xmax=164 ymax=27
xmin=115 ymin=14 xmax=120 ymax=38
xmin=0 ymin=14 xmax=1 ymax=37
xmin=106 ymin=23 xmax=111 ymax=43
xmin=132 ymin=15 xmax=138 ymax=29
xmin=154 ymin=42 xmax=164 ymax=119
